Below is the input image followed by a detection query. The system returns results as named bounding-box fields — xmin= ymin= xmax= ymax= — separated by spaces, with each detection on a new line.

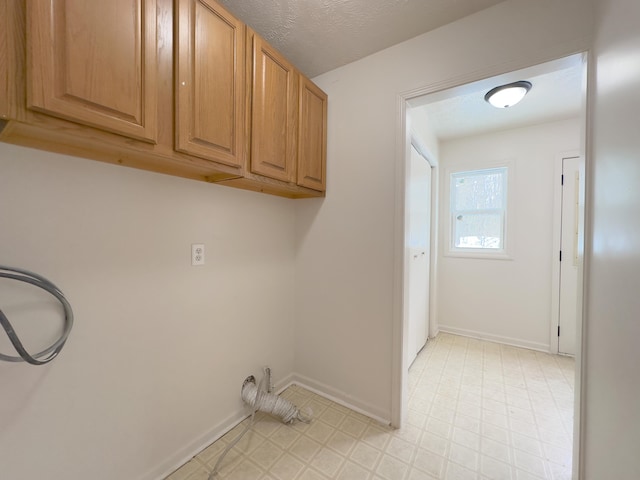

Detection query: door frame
xmin=391 ymin=51 xmax=590 ymax=479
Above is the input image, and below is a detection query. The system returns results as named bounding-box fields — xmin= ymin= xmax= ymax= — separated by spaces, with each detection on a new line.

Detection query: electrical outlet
xmin=191 ymin=244 xmax=205 ymax=266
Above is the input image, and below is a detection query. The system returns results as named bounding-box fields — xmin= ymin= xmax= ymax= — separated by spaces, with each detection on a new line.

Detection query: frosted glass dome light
xmin=485 ymin=81 xmax=532 ymax=108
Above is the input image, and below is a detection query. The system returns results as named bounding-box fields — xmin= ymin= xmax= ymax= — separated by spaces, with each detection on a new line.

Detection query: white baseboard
xmin=288 ymin=373 xmax=390 ymax=426
xmin=146 ymin=408 xmax=246 ymax=480
xmin=438 ymin=325 xmax=550 ymax=353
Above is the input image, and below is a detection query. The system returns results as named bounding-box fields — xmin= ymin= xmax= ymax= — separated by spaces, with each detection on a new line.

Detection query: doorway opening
xmin=393 ymin=52 xmax=588 ymax=477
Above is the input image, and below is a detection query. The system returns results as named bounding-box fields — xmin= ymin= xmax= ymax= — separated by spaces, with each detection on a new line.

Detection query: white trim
xmin=438 ymin=325 xmax=551 ymax=353
xmin=288 ymin=374 xmax=391 ymax=426
xmin=149 ymin=407 xmax=248 ymax=479
xmin=574 ymin=50 xmax=592 ymax=480
xmin=391 ymin=93 xmax=410 ymax=428
xmin=428 ymin=164 xmax=440 ymax=340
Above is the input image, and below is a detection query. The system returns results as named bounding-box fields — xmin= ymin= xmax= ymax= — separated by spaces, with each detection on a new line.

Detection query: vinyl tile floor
xmin=166 ymin=333 xmax=575 ymax=479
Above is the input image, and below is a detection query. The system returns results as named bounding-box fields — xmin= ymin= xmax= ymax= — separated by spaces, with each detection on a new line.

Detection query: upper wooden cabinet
xmin=298 ymin=76 xmax=327 ymax=192
xmin=1 ymin=0 xmax=326 ymax=198
xmin=175 ymin=0 xmax=245 ymax=167
xmin=249 ymin=32 xmax=299 ymax=183
xmin=27 ymin=0 xmax=158 ymax=143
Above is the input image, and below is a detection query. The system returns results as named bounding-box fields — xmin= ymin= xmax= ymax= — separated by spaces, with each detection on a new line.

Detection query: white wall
xmin=0 ymin=143 xmax=296 ymax=480
xmin=583 ymin=0 xmax=640 ymax=477
xmin=297 ymin=0 xmax=593 ymax=421
xmin=437 ymin=119 xmax=581 ymax=351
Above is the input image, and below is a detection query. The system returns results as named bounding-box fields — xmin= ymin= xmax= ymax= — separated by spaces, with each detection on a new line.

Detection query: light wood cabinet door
xmin=27 ymin=0 xmax=158 ymax=142
xmin=175 ymin=0 xmax=245 ymax=168
xmin=250 ymin=33 xmax=298 ymax=183
xmin=297 ymin=76 xmax=327 ymax=192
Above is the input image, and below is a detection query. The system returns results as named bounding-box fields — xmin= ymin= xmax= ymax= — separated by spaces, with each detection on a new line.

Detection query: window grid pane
xmin=453 ymin=170 xmax=505 ymax=210
xmin=451 ymin=167 xmax=507 ymax=251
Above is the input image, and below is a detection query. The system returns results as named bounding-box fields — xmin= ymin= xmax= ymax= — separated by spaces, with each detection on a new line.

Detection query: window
xmin=450 ymin=167 xmax=508 ymax=252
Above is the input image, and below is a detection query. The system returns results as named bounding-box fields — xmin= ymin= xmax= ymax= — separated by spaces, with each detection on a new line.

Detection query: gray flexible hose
xmin=208 ymin=368 xmax=311 ymax=478
xmin=0 ymin=265 xmax=74 ymax=365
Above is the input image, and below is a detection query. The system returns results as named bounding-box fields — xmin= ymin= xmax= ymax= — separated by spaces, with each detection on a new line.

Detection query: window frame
xmin=445 ymin=162 xmax=514 ymax=260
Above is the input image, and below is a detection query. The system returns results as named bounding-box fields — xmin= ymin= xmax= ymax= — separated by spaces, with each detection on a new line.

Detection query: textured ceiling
xmin=409 ymin=54 xmax=584 ymax=141
xmin=218 ymin=0 xmax=505 ymax=78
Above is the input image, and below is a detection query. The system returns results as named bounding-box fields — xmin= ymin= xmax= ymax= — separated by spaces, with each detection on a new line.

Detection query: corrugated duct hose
xmin=208 ymin=367 xmax=312 ymax=478
xmin=0 ymin=266 xmax=74 ymax=365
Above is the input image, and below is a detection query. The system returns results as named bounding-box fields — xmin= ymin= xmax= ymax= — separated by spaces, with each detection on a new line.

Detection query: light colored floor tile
xmin=375 ymin=454 xmax=409 ymax=480
xmin=361 ymin=424 xmax=392 ymax=450
xmin=513 ymin=449 xmax=549 ymax=478
xmin=185 ymin=468 xmax=215 ymax=480
xmin=235 ymin=430 xmax=268 ymax=455
xmin=452 ymin=427 xmax=480 ymax=451
xmin=327 ymin=430 xmax=358 ymax=456
xmin=420 ymin=431 xmax=449 ymax=457
xmin=306 ymin=420 xmax=337 ymax=444
xmin=311 ymin=446 xmax=346 ymax=477
xmin=480 ymin=455 xmax=514 ymax=480
xmin=298 ymin=468 xmax=330 ymax=480
xmin=480 ymin=437 xmax=511 ymax=464
xmin=393 ymin=423 xmax=423 ymax=444
xmin=269 ymin=453 xmax=305 ymax=480
xmin=269 ymin=424 xmax=302 ymax=449
xmin=253 ymin=415 xmax=283 ymax=438
xmin=449 ymin=443 xmax=480 ymax=471
xmin=248 ymin=440 xmax=284 ymax=470
xmin=290 ymin=435 xmax=323 ymax=463
xmin=482 ymin=423 xmax=510 ymax=445
xmin=385 ymin=435 xmax=416 ymax=463
xmin=407 ymin=467 xmax=439 ymax=479
xmin=444 ymin=461 xmax=480 ymax=479
xmin=224 ymin=460 xmax=264 ymax=480
xmin=425 ymin=417 xmax=453 ymax=440
xmin=166 ymin=334 xmax=575 ymax=480
xmin=413 ymin=448 xmax=445 ymax=478
xmin=337 ymin=461 xmax=372 ymax=480
xmin=341 ymin=416 xmax=369 ymax=438
xmin=349 ymin=442 xmax=382 ymax=470
xmin=320 ymin=407 xmax=348 ymax=428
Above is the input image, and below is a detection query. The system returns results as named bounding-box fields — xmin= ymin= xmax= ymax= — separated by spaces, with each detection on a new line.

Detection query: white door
xmin=407 ymin=146 xmax=431 ymax=365
xmin=558 ymin=156 xmax=581 ymax=355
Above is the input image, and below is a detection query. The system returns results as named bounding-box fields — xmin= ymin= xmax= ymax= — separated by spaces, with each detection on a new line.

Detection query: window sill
xmin=444 ymin=249 xmax=513 ymax=260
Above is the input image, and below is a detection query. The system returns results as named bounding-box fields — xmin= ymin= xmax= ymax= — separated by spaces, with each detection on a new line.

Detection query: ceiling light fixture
xmin=484 ymin=81 xmax=532 ymax=108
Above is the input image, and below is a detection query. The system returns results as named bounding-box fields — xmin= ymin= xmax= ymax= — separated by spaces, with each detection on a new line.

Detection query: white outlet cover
xmin=191 ymin=244 xmax=205 ymax=266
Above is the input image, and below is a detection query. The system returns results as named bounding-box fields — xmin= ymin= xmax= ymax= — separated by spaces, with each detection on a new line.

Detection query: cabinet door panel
xmin=250 ymin=35 xmax=297 ymax=182
xmin=27 ymin=0 xmax=158 ymax=142
xmin=176 ymin=0 xmax=244 ymax=167
xmin=298 ymin=76 xmax=327 ymax=191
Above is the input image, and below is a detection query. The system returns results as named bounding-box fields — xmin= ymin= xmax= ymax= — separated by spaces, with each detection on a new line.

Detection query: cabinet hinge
xmin=561 ymin=174 xmax=564 ymax=185
xmin=559 ymin=250 xmax=562 ymax=262
xmin=558 ymin=325 xmax=561 ymax=337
